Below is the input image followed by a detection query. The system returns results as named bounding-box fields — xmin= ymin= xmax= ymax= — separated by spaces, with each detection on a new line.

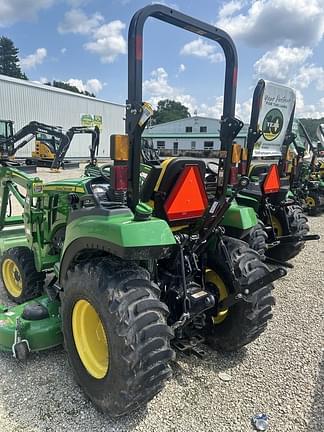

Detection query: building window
xmin=191 ymin=141 xmax=196 ymax=150
xmin=157 ymin=141 xmax=165 ymax=149
xmin=204 ymin=141 xmax=214 ymax=150
xmin=185 ymin=126 xmax=192 ymax=133
xmin=173 ymin=142 xmax=179 ymax=155
xmin=200 ymin=126 xmax=207 ymax=133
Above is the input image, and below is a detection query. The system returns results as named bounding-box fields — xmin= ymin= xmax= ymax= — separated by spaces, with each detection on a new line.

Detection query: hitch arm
xmin=276 ymin=233 xmax=320 ymax=243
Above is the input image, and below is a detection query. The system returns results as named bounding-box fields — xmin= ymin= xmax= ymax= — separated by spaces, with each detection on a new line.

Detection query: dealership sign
xmin=254 ymin=81 xmax=296 ymax=157
xmin=80 ymin=114 xmax=103 ymax=130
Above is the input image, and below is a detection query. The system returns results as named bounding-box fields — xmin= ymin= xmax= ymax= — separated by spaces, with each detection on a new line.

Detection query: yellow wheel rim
xmin=205 ymin=269 xmax=229 ymax=324
xmin=72 ymin=299 xmax=109 ymax=379
xmin=2 ymin=258 xmax=23 ymax=298
xmin=305 ymin=196 xmax=316 ymax=207
xmin=270 ymin=215 xmax=283 ymax=237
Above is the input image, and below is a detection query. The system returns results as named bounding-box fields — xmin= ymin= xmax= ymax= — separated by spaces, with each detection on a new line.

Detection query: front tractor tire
xmin=205 ymin=237 xmax=275 ymax=352
xmin=61 ymin=257 xmax=175 ymax=417
xmin=1 ymin=247 xmax=45 ymax=303
xmin=266 ymin=204 xmax=309 ymax=262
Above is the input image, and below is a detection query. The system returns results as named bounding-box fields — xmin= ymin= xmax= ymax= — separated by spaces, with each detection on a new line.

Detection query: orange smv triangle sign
xmin=164 ymin=165 xmax=208 ymax=222
xmin=263 ymin=164 xmax=280 ymax=194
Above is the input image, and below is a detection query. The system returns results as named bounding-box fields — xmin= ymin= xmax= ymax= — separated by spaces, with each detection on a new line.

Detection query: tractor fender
xmin=235 ymin=194 xmax=260 ymax=213
xmin=59 ymin=214 xmax=176 ymax=283
xmin=222 ymin=203 xmax=258 ymax=230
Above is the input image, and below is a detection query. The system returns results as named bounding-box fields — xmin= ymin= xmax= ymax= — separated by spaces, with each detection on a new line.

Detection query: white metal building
xmin=0 ymin=74 xmax=125 ymax=159
xmin=143 ymin=116 xmax=248 ymax=155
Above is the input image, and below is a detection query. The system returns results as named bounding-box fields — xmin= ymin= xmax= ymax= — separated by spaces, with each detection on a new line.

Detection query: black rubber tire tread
xmin=266 ymin=204 xmax=309 ymax=261
xmin=242 ymin=222 xmax=268 ymax=258
xmin=1 ymin=247 xmax=45 ymax=303
xmin=306 ymin=192 xmax=321 ymax=216
xmin=61 ymin=256 xmax=175 ymax=417
xmin=205 ymin=236 xmax=275 ymax=352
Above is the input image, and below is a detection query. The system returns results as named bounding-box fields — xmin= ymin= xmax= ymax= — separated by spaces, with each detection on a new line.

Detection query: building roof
xmin=146 ymin=115 xmax=219 ymax=129
xmin=142 ymin=132 xmax=223 ymax=139
xmin=0 ymin=74 xmax=125 ymax=108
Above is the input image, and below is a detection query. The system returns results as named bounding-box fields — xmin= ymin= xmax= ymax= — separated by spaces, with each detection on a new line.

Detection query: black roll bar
xmin=126 ymin=4 xmax=238 ymax=209
xmin=246 ymin=79 xmax=265 ymax=171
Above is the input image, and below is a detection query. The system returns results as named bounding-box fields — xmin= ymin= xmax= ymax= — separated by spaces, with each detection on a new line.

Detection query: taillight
xmin=164 ymin=165 xmax=208 ymax=222
xmin=229 ymin=166 xmax=238 ymax=185
xmin=262 ymin=164 xmax=280 ymax=194
xmin=229 ymin=143 xmax=241 ymax=186
xmin=239 ymin=148 xmax=248 ymax=175
xmin=110 ymin=134 xmax=129 ymax=193
xmin=111 ymin=165 xmax=128 ymax=191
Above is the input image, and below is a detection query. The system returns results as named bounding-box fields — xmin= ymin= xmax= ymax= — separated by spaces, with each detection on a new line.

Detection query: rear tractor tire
xmin=61 ymin=257 xmax=175 ymax=417
xmin=1 ymin=247 xmax=45 ymax=303
xmin=204 ymin=237 xmax=275 ymax=352
xmin=242 ymin=222 xmax=268 ymax=258
xmin=305 ymin=192 xmax=321 ymax=216
xmin=266 ymin=205 xmax=309 ymax=262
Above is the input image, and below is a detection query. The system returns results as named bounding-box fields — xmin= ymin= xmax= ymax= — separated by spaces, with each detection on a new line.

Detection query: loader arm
xmin=51 ymin=126 xmax=100 ymax=170
xmin=0 ymin=121 xmax=66 ymax=158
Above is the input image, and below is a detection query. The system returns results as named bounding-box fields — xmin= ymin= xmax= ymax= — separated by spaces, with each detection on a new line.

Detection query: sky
xmin=1 ymin=0 xmax=324 ymax=121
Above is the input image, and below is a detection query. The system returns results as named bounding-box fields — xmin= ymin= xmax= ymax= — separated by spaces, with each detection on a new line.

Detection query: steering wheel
xmin=99 ymin=163 xmax=111 ymax=181
xmin=207 ymin=161 xmax=219 ymax=175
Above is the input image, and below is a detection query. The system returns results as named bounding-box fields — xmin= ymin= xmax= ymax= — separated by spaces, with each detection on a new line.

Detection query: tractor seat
xmin=249 ymin=164 xmax=270 ymax=179
xmin=141 ymin=157 xmax=207 ymax=225
xmin=239 ymin=181 xmax=263 ymax=199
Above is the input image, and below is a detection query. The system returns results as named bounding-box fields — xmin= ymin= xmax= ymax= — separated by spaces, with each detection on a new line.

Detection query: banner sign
xmin=254 ymin=81 xmax=296 ymax=157
xmin=80 ymin=114 xmax=103 ymax=130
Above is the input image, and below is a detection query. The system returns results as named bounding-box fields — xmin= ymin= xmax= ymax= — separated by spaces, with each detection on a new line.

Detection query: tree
xmin=0 ymin=36 xmax=27 ymax=80
xmin=48 ymin=80 xmax=96 ymax=98
xmin=152 ymin=99 xmax=190 ymax=124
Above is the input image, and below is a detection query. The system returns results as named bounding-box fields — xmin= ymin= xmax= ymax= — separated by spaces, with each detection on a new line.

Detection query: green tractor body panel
xmin=222 ymin=202 xmax=258 ymax=230
xmin=64 ymin=214 xmax=176 ymax=250
xmin=0 ymin=227 xmax=28 ymax=254
xmin=60 ymin=213 xmax=176 ymax=274
xmin=0 ymin=296 xmax=62 ymax=352
xmin=43 ymin=178 xmax=86 ymax=194
xmin=235 ymin=193 xmax=260 ymax=213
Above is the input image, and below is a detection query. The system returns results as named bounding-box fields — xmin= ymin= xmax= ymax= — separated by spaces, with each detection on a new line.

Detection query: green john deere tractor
xmin=0 ymin=5 xmax=286 ymax=417
xmin=210 ymin=80 xmax=320 ymax=263
xmin=140 ymin=137 xmax=269 ymax=258
xmin=288 ymin=120 xmax=324 ymax=215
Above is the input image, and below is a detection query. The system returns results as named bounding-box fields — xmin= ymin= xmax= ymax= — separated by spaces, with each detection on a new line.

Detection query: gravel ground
xmin=0 ymin=167 xmax=323 ymax=431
